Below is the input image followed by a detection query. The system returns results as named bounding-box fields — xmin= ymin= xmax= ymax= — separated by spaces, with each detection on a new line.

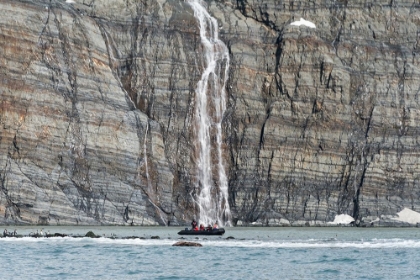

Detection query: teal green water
xmin=1 ymin=227 xmax=419 ymax=279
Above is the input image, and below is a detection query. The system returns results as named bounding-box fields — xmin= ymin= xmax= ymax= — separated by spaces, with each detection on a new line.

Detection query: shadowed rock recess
xmin=1 ymin=0 xmax=420 ymax=226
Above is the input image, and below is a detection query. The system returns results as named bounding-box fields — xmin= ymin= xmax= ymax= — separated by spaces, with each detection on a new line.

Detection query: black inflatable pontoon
xmin=177 ymin=228 xmax=225 ymax=236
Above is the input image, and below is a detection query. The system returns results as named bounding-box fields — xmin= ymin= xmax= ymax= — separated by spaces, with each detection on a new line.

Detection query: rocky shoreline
xmin=1 ymin=230 xmax=211 ymax=247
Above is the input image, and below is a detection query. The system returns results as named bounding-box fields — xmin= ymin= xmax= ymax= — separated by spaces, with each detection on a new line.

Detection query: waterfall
xmin=186 ymin=0 xmax=232 ymax=227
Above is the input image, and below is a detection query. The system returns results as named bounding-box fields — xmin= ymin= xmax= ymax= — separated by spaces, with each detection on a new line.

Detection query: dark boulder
xmin=85 ymin=231 xmax=98 ymax=238
xmin=172 ymin=241 xmax=202 ymax=247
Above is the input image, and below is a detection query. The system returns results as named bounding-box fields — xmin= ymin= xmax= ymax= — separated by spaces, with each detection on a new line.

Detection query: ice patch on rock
xmin=363 ymin=216 xmax=380 ymax=223
xmin=328 ymin=214 xmax=354 ymax=225
xmin=267 ymin=218 xmax=291 ymax=226
xmin=290 ymin=18 xmax=316 ymax=29
xmin=66 ymin=0 xmax=75 ymax=3
xmin=392 ymin=208 xmax=420 ymax=224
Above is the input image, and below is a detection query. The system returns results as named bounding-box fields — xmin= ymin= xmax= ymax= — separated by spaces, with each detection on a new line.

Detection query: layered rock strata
xmin=1 ymin=0 xmax=420 ymax=226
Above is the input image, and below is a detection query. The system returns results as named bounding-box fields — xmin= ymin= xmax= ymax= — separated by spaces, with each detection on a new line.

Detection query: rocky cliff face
xmin=1 ymin=0 xmax=420 ymax=226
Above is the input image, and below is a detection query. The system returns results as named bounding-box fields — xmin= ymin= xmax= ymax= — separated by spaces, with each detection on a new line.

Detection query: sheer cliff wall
xmin=1 ymin=0 xmax=420 ymax=226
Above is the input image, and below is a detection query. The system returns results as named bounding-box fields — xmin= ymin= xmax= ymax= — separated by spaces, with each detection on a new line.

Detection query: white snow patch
xmin=290 ymin=18 xmax=316 ymax=29
xmin=328 ymin=214 xmax=354 ymax=225
xmin=66 ymin=0 xmax=75 ymax=3
xmin=392 ymin=208 xmax=420 ymax=224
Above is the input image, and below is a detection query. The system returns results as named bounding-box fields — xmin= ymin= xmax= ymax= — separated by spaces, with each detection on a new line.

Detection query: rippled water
xmin=1 ymin=226 xmax=419 ymax=279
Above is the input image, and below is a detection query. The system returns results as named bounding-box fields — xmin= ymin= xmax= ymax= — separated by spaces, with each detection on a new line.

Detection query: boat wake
xmin=2 ymin=236 xmax=420 ymax=249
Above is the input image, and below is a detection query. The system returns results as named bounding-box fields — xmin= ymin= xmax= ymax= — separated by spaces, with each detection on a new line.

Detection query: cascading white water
xmin=186 ymin=0 xmax=232 ymax=227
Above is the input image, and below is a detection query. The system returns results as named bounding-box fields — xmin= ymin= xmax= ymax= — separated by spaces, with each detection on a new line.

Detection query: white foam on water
xmin=3 ymin=236 xmax=420 ymax=249
xmin=0 ymin=236 xmax=174 ymax=246
xmin=92 ymin=237 xmax=176 ymax=246
xmin=200 ymin=238 xmax=420 ymax=249
xmin=0 ymin=236 xmax=85 ymax=243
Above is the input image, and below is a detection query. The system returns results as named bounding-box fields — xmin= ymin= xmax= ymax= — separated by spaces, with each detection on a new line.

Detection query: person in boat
xmin=193 ymin=225 xmax=199 ymax=231
xmin=3 ymin=229 xmax=7 ymax=237
xmin=191 ymin=219 xmax=197 ymax=230
xmin=213 ymin=222 xmax=219 ymax=229
xmin=199 ymin=224 xmax=205 ymax=231
xmin=206 ymin=224 xmax=212 ymax=231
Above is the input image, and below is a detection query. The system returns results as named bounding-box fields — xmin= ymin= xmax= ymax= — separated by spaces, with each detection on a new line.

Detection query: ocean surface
xmin=1 ymin=226 xmax=419 ymax=279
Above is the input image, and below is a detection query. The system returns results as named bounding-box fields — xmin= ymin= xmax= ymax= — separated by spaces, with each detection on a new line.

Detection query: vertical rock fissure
xmin=142 ymin=120 xmax=169 ymax=224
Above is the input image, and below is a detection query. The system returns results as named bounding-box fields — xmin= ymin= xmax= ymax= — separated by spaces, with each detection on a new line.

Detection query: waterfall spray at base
xmin=186 ymin=0 xmax=232 ymax=227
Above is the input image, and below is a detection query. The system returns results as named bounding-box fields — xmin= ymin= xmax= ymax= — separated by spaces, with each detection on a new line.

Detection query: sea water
xmin=1 ymin=226 xmax=419 ymax=279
